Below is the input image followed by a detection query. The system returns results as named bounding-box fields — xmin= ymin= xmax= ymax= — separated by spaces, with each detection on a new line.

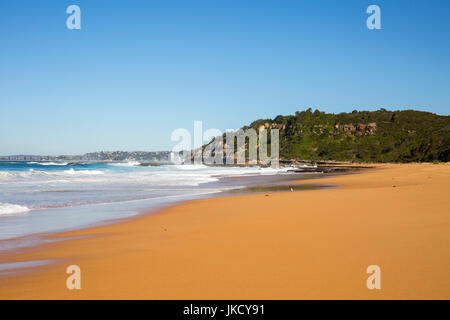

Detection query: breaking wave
xmin=108 ymin=161 xmax=141 ymax=167
xmin=0 ymin=203 xmax=31 ymax=216
xmin=0 ymin=168 xmax=105 ymax=179
xmin=27 ymin=162 xmax=69 ymax=166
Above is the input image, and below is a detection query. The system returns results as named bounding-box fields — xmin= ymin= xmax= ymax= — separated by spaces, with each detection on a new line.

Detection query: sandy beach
xmin=0 ymin=163 xmax=449 ymax=299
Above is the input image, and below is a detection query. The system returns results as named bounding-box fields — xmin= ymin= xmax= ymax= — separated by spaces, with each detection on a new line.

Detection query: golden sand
xmin=0 ymin=163 xmax=449 ymax=299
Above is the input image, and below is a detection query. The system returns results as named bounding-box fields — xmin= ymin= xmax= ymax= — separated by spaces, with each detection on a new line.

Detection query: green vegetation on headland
xmin=245 ymin=109 xmax=449 ymax=163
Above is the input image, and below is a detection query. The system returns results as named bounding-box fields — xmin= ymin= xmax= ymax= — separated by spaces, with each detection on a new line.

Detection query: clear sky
xmin=1 ymin=0 xmax=449 ymax=155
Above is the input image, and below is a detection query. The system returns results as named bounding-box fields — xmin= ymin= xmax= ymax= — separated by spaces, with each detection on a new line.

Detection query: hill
xmin=240 ymin=109 xmax=449 ymax=163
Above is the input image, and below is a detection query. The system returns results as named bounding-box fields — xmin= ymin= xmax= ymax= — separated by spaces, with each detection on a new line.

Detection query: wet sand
xmin=0 ymin=163 xmax=449 ymax=299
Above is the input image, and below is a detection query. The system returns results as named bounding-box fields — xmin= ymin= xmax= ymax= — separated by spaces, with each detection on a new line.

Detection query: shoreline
xmin=0 ymin=167 xmax=362 ymax=279
xmin=0 ymin=166 xmax=360 ymax=247
xmin=0 ymin=163 xmax=448 ymax=299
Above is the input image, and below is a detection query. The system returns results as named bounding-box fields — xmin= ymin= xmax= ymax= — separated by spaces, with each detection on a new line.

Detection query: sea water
xmin=0 ymin=161 xmax=293 ymax=241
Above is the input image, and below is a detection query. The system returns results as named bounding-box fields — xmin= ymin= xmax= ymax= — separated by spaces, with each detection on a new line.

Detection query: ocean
xmin=0 ymin=161 xmax=294 ymax=242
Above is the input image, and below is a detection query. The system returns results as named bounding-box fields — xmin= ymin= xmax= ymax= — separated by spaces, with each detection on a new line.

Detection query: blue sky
xmin=1 ymin=0 xmax=449 ymax=155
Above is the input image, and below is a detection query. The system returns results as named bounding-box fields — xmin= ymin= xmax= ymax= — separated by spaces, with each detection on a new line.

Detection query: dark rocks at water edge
xmin=286 ymin=165 xmax=372 ymax=174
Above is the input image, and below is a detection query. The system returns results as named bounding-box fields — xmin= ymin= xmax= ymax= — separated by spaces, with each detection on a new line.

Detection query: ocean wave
xmin=0 ymin=203 xmax=30 ymax=216
xmin=63 ymin=168 xmax=105 ymax=175
xmin=108 ymin=161 xmax=141 ymax=167
xmin=27 ymin=162 xmax=69 ymax=166
xmin=173 ymin=164 xmax=209 ymax=170
xmin=0 ymin=168 xmax=105 ymax=179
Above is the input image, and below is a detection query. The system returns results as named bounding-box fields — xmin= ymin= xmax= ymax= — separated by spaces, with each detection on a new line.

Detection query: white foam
xmin=0 ymin=168 xmax=105 ymax=179
xmin=0 ymin=203 xmax=30 ymax=216
xmin=173 ymin=164 xmax=208 ymax=170
xmin=28 ymin=162 xmax=68 ymax=166
xmin=108 ymin=161 xmax=141 ymax=167
xmin=63 ymin=168 xmax=105 ymax=175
